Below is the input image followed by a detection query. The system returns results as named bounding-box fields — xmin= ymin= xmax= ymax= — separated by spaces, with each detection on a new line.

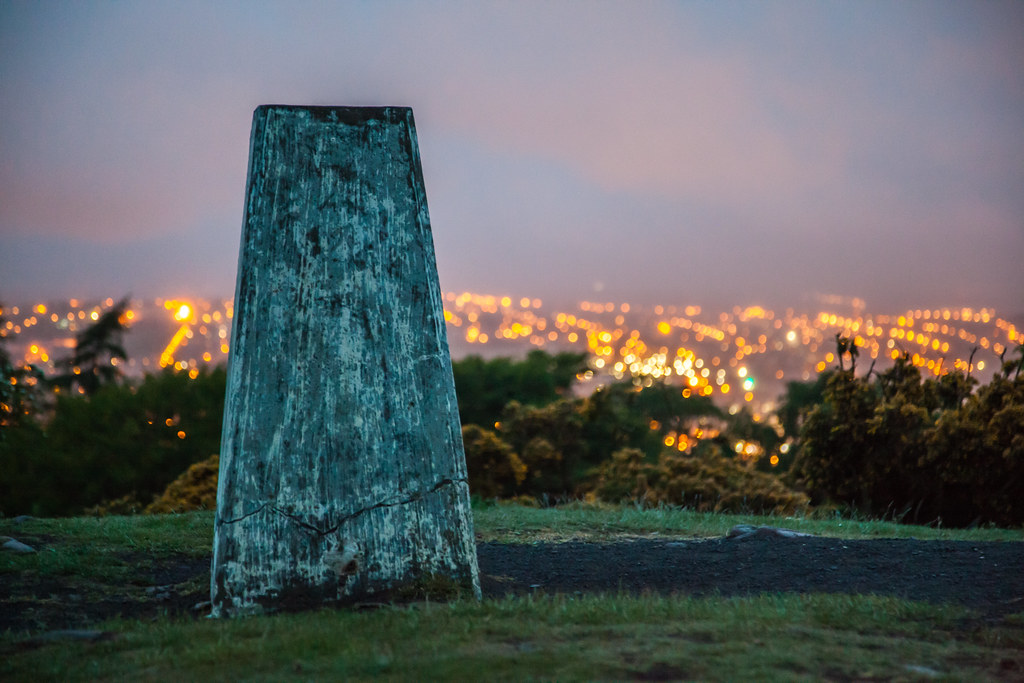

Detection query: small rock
xmin=145 ymin=586 xmax=172 ymax=601
xmin=904 ymin=664 xmax=941 ymax=677
xmin=727 ymin=525 xmax=816 ymax=541
xmin=41 ymin=629 xmax=115 ymax=642
xmin=12 ymin=515 xmax=35 ymax=524
xmin=1 ymin=536 xmax=36 ymax=553
xmin=19 ymin=630 xmax=117 ymax=650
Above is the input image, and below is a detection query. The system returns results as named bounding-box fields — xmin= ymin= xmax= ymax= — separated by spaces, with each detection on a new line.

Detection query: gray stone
xmin=1 ymin=536 xmax=36 ymax=553
xmin=727 ymin=524 xmax=816 ymax=541
xmin=211 ymin=105 xmax=479 ymax=617
xmin=904 ymin=664 xmax=942 ymax=678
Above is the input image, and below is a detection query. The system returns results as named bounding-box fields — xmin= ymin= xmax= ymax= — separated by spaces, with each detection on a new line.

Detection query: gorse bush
xmin=145 ymin=454 xmax=220 ymax=514
xmin=461 ymin=378 xmax=803 ymax=508
xmin=588 ymin=447 xmax=809 ymax=515
xmin=792 ymin=345 xmax=1024 ymax=526
xmin=462 ymin=425 xmax=527 ymax=499
xmin=922 ymin=360 xmax=1024 ymax=525
xmin=86 ymin=454 xmax=219 ymax=516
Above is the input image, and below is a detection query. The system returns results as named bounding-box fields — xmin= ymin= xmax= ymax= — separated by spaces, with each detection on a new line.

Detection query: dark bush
xmin=587 ymin=447 xmax=809 ymax=515
xmin=452 ymin=350 xmax=587 ymax=428
xmin=497 ymin=399 xmax=586 ymax=495
xmin=792 ymin=346 xmax=1024 ymax=526
xmin=146 ymin=454 xmax=219 ymax=514
xmin=0 ymin=366 xmax=226 ymax=516
xmin=462 ymin=424 xmax=527 ymax=499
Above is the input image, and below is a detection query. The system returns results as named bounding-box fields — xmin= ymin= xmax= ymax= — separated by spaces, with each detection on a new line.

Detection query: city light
xmin=2 ymin=293 xmax=1019 ymax=413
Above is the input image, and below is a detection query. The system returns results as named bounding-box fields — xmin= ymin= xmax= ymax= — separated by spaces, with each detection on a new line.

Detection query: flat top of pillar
xmin=254 ymin=104 xmax=413 ymax=125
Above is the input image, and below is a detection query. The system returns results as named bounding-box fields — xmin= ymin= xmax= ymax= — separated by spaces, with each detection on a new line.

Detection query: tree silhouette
xmin=776 ymin=372 xmax=832 ymax=440
xmin=51 ymin=297 xmax=131 ymax=396
xmin=451 ymin=350 xmax=588 ymax=428
xmin=0 ymin=303 xmax=46 ymax=427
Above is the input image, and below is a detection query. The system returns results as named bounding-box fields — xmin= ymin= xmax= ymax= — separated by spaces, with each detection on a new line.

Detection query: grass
xmin=2 ymin=504 xmax=1023 ymax=681
xmin=472 ymin=499 xmax=1024 ymax=543
xmin=4 ymin=593 xmax=1021 ymax=681
xmin=1 ymin=512 xmax=213 ymax=581
xmin=2 ymin=502 xmax=1020 ymax=582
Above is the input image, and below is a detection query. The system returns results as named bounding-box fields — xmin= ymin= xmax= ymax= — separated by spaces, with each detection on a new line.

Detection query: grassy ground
xmin=1 ymin=512 xmax=212 ymax=581
xmin=4 ymin=503 xmax=1019 ymax=582
xmin=7 ymin=594 xmax=1022 ymax=682
xmin=473 ymin=500 xmax=1024 ymax=543
xmin=2 ymin=504 xmax=1022 ymax=681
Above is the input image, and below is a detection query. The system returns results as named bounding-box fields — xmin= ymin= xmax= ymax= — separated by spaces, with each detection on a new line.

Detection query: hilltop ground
xmin=3 ymin=532 xmax=1022 ymax=635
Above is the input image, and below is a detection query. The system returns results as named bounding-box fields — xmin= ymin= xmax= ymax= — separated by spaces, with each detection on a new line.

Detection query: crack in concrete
xmin=219 ymin=502 xmax=270 ymax=525
xmin=219 ymin=477 xmax=468 ymax=537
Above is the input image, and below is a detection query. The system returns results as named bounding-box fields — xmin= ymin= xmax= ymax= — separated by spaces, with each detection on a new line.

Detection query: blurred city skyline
xmin=3 ymin=291 xmax=1018 ymax=419
xmin=2 ymin=2 xmax=1023 ymax=313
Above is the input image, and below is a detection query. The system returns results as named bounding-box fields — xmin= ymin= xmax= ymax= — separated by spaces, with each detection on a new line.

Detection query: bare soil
xmin=478 ymin=536 xmax=1024 ymax=620
xmin=3 ymin=535 xmax=1023 ymax=636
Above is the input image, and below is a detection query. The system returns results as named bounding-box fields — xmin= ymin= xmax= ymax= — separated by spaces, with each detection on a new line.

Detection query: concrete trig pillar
xmin=211 ymin=105 xmax=479 ymax=617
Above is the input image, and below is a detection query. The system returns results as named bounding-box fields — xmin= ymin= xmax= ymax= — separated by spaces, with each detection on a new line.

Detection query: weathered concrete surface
xmin=211 ymin=105 xmax=480 ymax=617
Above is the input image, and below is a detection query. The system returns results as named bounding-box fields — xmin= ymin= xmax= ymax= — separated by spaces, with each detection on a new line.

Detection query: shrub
xmin=497 ymin=400 xmax=586 ymax=495
xmin=146 ymin=454 xmax=220 ymax=514
xmin=792 ymin=345 xmax=1024 ymax=526
xmin=452 ymin=350 xmax=587 ymax=428
xmin=0 ymin=366 xmax=226 ymax=516
xmin=84 ymin=492 xmax=147 ymax=517
xmin=462 ymin=425 xmax=527 ymax=499
xmin=588 ymin=447 xmax=809 ymax=515
xmin=922 ymin=359 xmax=1024 ymax=526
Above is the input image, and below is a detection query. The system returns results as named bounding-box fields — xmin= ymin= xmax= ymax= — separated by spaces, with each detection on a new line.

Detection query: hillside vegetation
xmin=3 ymin=305 xmax=1023 ymax=528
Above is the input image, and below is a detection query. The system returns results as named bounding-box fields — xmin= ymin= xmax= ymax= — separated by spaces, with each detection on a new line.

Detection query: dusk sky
xmin=2 ymin=1 xmax=1022 ymax=315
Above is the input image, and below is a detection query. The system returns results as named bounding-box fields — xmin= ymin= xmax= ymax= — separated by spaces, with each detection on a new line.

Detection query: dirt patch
xmin=477 ymin=536 xmax=1024 ymax=619
xmin=3 ymin=536 xmax=1022 ymax=636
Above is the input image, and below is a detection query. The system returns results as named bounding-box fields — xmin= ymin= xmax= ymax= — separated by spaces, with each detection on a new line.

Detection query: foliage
xmin=458 ymin=375 xmax=795 ymax=506
xmin=84 ymin=492 xmax=148 ymax=517
xmin=145 ymin=454 xmax=220 ymax=514
xmin=452 ymin=349 xmax=587 ymax=428
xmin=460 ymin=378 xmax=759 ymax=501
xmin=588 ymin=448 xmax=809 ymax=515
xmin=497 ymin=399 xmax=587 ymax=495
xmin=5 ymin=306 xmax=796 ymax=518
xmin=578 ymin=380 xmax=723 ymax=462
xmin=922 ymin=354 xmax=1024 ymax=526
xmin=776 ymin=372 xmax=832 ymax=440
xmin=0 ymin=367 xmax=226 ymax=517
xmin=49 ymin=297 xmax=131 ymax=396
xmin=462 ymin=425 xmax=527 ymax=499
xmin=0 ymin=303 xmax=47 ymax=429
xmin=793 ymin=343 xmax=1024 ymax=526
